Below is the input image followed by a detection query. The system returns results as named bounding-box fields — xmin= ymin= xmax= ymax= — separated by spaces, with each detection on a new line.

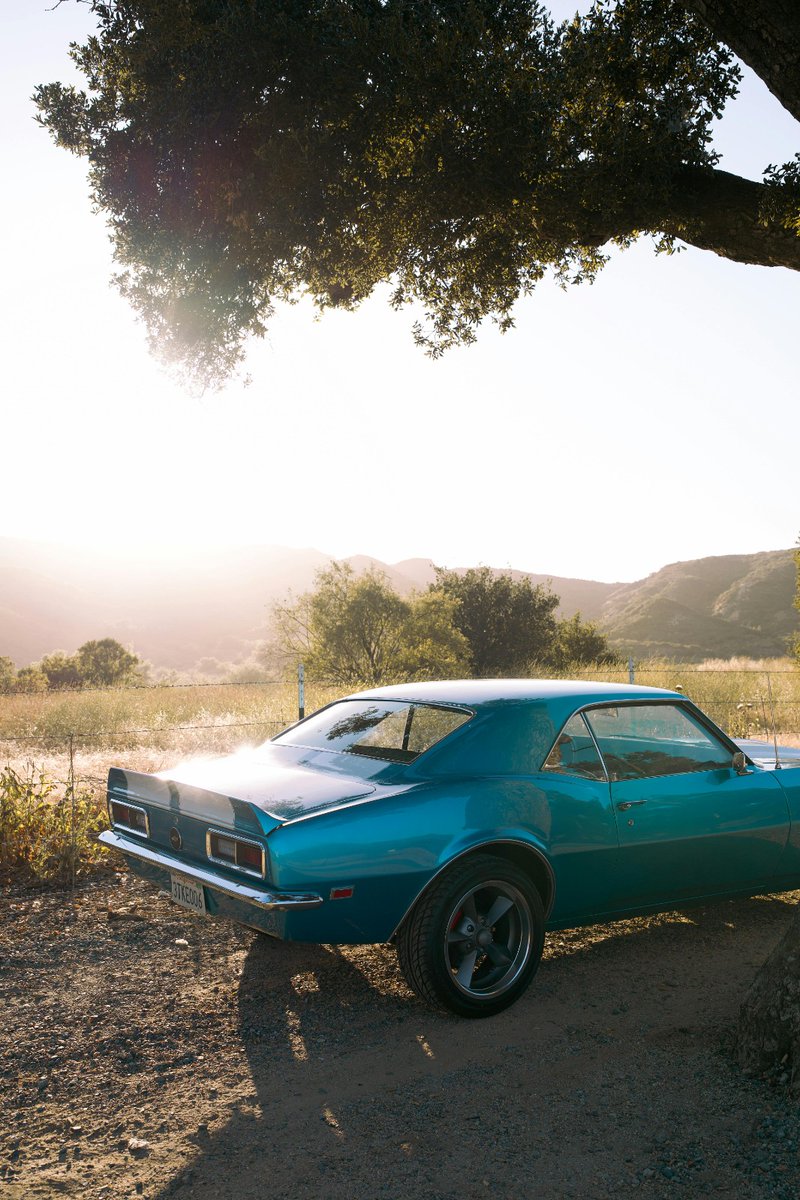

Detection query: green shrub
xmin=0 ymin=763 xmax=107 ymax=885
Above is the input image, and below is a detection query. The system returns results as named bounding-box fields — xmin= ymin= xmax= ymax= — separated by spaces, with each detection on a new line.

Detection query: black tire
xmin=396 ymin=854 xmax=545 ymax=1018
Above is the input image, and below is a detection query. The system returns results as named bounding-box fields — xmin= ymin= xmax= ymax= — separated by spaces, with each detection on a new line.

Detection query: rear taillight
xmin=108 ymin=799 xmax=149 ymax=837
xmin=206 ymin=829 xmax=266 ymax=878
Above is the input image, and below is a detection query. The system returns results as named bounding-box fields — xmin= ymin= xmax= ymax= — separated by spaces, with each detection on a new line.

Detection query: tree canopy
xmin=433 ymin=566 xmax=561 ymax=676
xmin=272 ymin=562 xmax=470 ymax=685
xmin=272 ymin=561 xmax=616 ymax=683
xmin=74 ymin=638 xmax=143 ymax=687
xmin=36 ymin=0 xmax=800 ymax=387
xmin=5 ymin=639 xmax=143 ymax=692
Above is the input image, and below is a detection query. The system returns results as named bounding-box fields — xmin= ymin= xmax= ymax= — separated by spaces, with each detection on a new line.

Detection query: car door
xmin=538 ymin=711 xmax=621 ymax=923
xmin=583 ymin=702 xmax=790 ymax=909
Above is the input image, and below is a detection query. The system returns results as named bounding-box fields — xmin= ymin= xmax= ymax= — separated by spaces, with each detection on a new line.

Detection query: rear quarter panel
xmin=268 ymin=772 xmax=618 ymax=943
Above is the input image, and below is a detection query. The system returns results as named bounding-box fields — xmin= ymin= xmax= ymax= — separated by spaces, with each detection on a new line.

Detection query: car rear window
xmin=273 ymin=700 xmax=472 ymax=763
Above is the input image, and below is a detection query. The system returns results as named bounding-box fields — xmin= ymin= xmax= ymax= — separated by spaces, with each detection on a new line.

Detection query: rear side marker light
xmin=330 ymin=887 xmax=354 ymax=900
xmin=109 ymin=800 xmax=149 ymax=838
xmin=206 ymin=829 xmax=266 ymax=879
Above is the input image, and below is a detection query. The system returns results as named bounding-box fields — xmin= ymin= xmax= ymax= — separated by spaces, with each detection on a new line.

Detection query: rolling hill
xmin=0 ymin=538 xmax=796 ymax=670
xmin=599 ymin=550 xmax=797 ymax=660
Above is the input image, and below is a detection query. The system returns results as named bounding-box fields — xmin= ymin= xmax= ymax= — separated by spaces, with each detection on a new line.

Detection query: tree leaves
xmin=272 ymin=562 xmax=470 ymax=686
xmin=37 ymin=0 xmax=797 ymax=389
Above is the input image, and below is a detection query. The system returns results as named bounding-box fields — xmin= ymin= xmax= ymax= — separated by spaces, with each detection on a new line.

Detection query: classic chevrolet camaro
xmin=100 ymin=680 xmax=800 ymax=1017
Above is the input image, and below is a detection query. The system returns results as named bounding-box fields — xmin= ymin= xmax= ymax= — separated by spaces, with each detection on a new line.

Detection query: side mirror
xmin=733 ymin=751 xmax=751 ymax=776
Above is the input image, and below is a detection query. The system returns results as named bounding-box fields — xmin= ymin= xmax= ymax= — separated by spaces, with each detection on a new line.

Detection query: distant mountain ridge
xmin=0 ymin=538 xmax=795 ymax=670
xmin=598 ymin=549 xmax=797 ymax=660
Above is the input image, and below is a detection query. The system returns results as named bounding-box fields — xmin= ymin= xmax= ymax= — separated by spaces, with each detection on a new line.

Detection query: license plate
xmin=170 ymin=872 xmax=207 ymax=916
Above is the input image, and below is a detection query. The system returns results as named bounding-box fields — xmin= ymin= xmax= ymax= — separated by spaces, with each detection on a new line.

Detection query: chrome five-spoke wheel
xmin=397 ymin=854 xmax=545 ymax=1017
xmin=445 ymin=878 xmax=533 ymax=1000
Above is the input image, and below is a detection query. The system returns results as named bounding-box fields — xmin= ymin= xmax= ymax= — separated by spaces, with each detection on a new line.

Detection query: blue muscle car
xmin=99 ymin=680 xmax=800 ymax=1016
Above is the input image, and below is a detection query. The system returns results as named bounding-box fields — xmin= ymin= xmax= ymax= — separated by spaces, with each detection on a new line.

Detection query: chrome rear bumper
xmin=98 ymin=830 xmax=323 ymax=911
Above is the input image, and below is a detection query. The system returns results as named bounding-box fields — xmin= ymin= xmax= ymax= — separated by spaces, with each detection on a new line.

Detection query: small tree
xmin=13 ymin=666 xmax=48 ymax=694
xmin=39 ymin=651 xmax=83 ymax=690
xmin=433 ymin=567 xmax=560 ymax=677
xmin=273 ymin=563 xmax=469 ymax=687
xmin=549 ymin=612 xmax=618 ymax=670
xmin=0 ymin=657 xmax=15 ymax=694
xmin=75 ymin=639 xmax=142 ymax=687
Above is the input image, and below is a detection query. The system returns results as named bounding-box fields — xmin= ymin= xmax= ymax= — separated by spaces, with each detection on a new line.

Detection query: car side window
xmin=542 ymin=713 xmax=607 ymax=780
xmin=584 ymin=704 xmax=733 ymax=781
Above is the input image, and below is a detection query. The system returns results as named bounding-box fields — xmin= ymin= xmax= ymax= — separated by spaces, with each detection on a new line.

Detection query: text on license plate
xmin=170 ymin=872 xmax=207 ymax=916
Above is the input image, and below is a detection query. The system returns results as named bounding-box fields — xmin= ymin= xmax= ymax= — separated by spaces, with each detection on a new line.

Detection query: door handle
xmin=617 ymin=799 xmax=648 ymax=811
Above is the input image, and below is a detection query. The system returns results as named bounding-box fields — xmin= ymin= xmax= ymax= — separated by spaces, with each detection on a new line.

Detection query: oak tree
xmin=74 ymin=638 xmax=142 ymax=687
xmin=273 ymin=562 xmax=469 ymax=685
xmin=433 ymin=566 xmax=561 ymax=676
xmin=39 ymin=651 xmax=84 ymax=690
xmin=36 ymin=0 xmax=800 ymax=387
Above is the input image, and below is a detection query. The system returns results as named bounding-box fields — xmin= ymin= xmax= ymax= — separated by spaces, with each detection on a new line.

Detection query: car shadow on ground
xmin=152 ymin=893 xmax=798 ymax=1200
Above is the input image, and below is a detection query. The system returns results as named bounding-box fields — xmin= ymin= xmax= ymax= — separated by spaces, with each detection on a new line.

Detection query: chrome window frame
xmin=206 ymin=828 xmax=266 ymax=879
xmin=540 ymin=710 xmax=609 ymax=782
xmin=544 ymin=698 xmax=740 ymax=782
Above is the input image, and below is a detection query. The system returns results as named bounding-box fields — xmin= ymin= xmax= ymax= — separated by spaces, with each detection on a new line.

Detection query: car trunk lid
xmin=109 ymin=750 xmax=376 ymax=835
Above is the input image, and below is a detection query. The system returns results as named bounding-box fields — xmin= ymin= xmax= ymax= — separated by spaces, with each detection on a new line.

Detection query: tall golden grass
xmin=0 ymin=680 xmax=339 ymax=885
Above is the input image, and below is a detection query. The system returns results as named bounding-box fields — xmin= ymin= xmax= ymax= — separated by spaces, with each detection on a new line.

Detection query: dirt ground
xmin=2 ymin=872 xmax=800 ymax=1200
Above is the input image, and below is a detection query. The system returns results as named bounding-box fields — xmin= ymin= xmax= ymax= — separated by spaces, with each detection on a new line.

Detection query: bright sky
xmin=2 ymin=2 xmax=799 ymax=584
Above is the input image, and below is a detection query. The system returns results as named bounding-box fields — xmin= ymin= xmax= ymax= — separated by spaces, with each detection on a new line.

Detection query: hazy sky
xmin=2 ymin=2 xmax=798 ymax=584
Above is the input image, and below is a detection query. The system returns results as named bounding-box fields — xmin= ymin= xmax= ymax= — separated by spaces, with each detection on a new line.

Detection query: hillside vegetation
xmin=1 ymin=538 xmax=796 ymax=670
xmin=601 ymin=550 xmax=797 ymax=660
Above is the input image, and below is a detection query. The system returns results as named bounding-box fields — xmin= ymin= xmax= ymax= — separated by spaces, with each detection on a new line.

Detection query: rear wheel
xmin=396 ymin=854 xmax=545 ymax=1017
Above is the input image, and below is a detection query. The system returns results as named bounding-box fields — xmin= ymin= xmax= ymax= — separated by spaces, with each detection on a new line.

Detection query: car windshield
xmin=273 ymin=700 xmax=473 ymax=763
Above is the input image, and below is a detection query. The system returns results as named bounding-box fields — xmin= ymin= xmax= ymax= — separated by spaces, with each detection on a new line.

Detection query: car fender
xmin=388 ymin=833 xmax=556 ymax=941
xmin=265 ymin=775 xmax=554 ymax=943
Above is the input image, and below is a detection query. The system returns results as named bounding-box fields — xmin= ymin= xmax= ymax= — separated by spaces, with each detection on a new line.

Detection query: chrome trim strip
xmin=98 ymin=830 xmax=323 ymax=910
xmin=542 ymin=698 xmax=738 ymax=781
xmin=108 ymin=799 xmax=150 ymax=838
xmin=205 ymin=827 xmax=266 ymax=879
xmin=540 ymin=710 xmax=610 ymax=782
xmin=389 ymin=837 xmax=556 ymax=940
xmin=579 ymin=711 xmax=609 ymax=779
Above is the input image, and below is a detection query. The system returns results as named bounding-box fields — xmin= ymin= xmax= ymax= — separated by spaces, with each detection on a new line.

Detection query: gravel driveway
xmin=2 ymin=873 xmax=800 ymax=1200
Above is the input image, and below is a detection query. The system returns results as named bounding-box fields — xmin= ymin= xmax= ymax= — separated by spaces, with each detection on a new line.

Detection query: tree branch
xmin=531 ymin=164 xmax=800 ymax=272
xmin=663 ymin=166 xmax=800 ymax=269
xmin=682 ymin=0 xmax=800 ymax=123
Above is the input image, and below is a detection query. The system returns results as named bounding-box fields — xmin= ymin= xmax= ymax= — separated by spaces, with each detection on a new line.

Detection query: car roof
xmin=347 ymin=679 xmax=684 ymax=709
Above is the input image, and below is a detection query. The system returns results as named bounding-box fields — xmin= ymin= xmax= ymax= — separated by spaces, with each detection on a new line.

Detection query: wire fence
xmin=2 ymin=663 xmax=800 ymax=781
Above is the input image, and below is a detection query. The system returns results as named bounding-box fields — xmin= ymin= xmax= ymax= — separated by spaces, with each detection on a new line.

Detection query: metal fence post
xmin=68 ymin=733 xmax=77 ymax=892
xmin=628 ymin=657 xmax=635 ymax=685
xmin=298 ymin=663 xmax=305 ymax=721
